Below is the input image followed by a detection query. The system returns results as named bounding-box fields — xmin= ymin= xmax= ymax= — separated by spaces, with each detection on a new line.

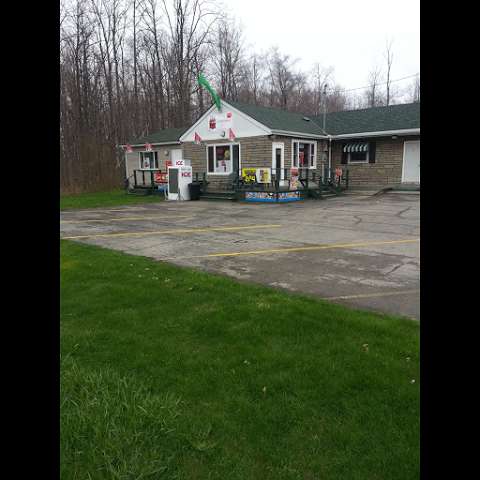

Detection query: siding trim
xmin=119 ymin=141 xmax=181 ymax=147
xmin=332 ymin=128 xmax=420 ymax=139
xmin=271 ymin=129 xmax=327 ymax=140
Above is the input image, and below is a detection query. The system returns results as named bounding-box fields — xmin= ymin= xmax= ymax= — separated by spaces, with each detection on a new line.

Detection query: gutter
xmin=331 ymin=128 xmax=420 ymax=139
xmin=118 ymin=141 xmax=182 ymax=148
xmin=328 ymin=135 xmax=332 ymax=177
xmin=270 ymin=129 xmax=328 ymax=140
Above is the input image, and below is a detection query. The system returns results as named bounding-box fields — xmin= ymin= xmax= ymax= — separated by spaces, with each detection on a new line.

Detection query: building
xmin=124 ymin=127 xmax=186 ymax=187
xmin=318 ymin=103 xmax=420 ymax=187
xmin=123 ymin=101 xmax=420 ymax=191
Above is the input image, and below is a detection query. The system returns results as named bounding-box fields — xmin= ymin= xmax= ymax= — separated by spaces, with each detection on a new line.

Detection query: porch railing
xmin=132 ymin=169 xmax=162 ymax=189
xmin=191 ymin=167 xmax=349 ymax=198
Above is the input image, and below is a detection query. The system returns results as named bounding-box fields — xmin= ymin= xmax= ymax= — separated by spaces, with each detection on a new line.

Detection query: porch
xmin=127 ymin=167 xmax=349 ymax=201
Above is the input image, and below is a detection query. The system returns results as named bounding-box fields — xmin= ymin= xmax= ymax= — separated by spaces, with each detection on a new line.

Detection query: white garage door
xmin=402 ymin=140 xmax=420 ymax=183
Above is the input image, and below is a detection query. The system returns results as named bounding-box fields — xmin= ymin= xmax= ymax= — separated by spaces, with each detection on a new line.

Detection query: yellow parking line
xmin=60 ymin=215 xmax=191 ymax=224
xmin=324 ymin=289 xmax=419 ymax=300
xmin=180 ymin=238 xmax=420 ymax=259
xmin=61 ymin=224 xmax=282 ymax=240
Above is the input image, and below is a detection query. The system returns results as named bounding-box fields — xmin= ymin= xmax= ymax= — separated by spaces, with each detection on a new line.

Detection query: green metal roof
xmin=314 ymin=103 xmax=420 ymax=135
xmin=227 ymin=101 xmax=327 ymax=136
xmin=128 ymin=127 xmax=187 ymax=145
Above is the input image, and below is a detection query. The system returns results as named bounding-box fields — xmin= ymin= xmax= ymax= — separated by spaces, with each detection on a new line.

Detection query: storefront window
xmin=292 ymin=140 xmax=316 ymax=168
xmin=207 ymin=144 xmax=240 ymax=174
xmin=139 ymin=151 xmax=159 ymax=169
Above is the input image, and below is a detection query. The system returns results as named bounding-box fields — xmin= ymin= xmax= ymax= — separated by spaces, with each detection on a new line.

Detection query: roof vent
xmin=303 ymin=116 xmax=311 ymax=121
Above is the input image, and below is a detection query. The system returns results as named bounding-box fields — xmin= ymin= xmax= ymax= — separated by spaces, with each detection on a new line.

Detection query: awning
xmin=343 ymin=142 xmax=369 ymax=153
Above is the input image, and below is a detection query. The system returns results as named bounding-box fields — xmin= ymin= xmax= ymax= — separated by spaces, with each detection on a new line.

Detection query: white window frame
xmin=291 ymin=139 xmax=317 ymax=169
xmin=347 ymin=151 xmax=369 ymax=164
xmin=139 ymin=151 xmax=159 ymax=170
xmin=206 ymin=143 xmax=241 ymax=175
xmin=272 ymin=142 xmax=285 ymax=182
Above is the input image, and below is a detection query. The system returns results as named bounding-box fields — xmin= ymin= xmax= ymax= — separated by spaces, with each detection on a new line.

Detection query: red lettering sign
xmin=181 ymin=171 xmax=191 ymax=177
xmin=154 ymin=172 xmax=167 ymax=183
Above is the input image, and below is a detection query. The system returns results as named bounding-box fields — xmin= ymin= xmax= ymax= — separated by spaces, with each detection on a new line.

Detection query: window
xmin=292 ymin=140 xmax=316 ymax=168
xmin=342 ymin=142 xmax=371 ymax=164
xmin=341 ymin=142 xmax=375 ymax=165
xmin=139 ymin=151 xmax=159 ymax=169
xmin=348 ymin=151 xmax=369 ymax=164
xmin=206 ymin=144 xmax=240 ymax=174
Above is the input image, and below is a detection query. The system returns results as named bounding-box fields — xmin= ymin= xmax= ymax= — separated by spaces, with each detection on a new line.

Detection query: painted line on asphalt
xmin=61 ymin=224 xmax=283 ymax=239
xmin=60 ymin=215 xmax=192 ymax=224
xmin=324 ymin=289 xmax=420 ymax=300
xmin=175 ymin=238 xmax=420 ymax=259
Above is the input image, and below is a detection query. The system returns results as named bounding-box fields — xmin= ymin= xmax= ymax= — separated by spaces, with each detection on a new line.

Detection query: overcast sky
xmin=228 ymin=0 xmax=420 ymax=92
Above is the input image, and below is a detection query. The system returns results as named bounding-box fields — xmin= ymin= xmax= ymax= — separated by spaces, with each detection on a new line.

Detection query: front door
xmin=171 ymin=149 xmax=182 ymax=163
xmin=402 ymin=140 xmax=420 ymax=183
xmin=272 ymin=142 xmax=285 ymax=184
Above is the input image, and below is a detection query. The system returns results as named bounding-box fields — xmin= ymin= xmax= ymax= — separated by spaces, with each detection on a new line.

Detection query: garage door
xmin=402 ymin=140 xmax=420 ymax=183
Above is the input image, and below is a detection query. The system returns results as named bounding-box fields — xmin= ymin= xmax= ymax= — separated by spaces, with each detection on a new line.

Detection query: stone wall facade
xmin=331 ymin=135 xmax=420 ymax=187
xmin=125 ymin=143 xmax=182 ymax=187
xmin=182 ymin=135 xmax=328 ymax=189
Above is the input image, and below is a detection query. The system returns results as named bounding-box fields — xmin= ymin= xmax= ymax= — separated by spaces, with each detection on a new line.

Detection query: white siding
xmin=180 ymin=101 xmax=270 ymax=142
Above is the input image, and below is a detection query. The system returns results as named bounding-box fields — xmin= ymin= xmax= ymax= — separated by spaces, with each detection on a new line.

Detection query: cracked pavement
xmin=60 ymin=192 xmax=420 ymax=320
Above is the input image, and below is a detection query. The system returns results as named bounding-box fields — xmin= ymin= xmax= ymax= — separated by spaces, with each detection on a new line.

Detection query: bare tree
xmin=365 ymin=65 xmax=383 ymax=107
xmin=250 ymin=53 xmax=263 ymax=105
xmin=311 ymin=63 xmax=333 ymax=116
xmin=384 ymin=39 xmax=394 ymax=106
xmin=236 ymin=51 xmax=266 ymax=105
xmin=266 ymin=47 xmax=298 ymax=110
xmin=160 ymin=0 xmax=219 ymax=126
xmin=211 ymin=17 xmax=244 ymax=102
xmin=141 ymin=0 xmax=167 ymax=130
xmin=409 ymin=74 xmax=420 ymax=103
xmin=325 ymin=85 xmax=348 ymax=113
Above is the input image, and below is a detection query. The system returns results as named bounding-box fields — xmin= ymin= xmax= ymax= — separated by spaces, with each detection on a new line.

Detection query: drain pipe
xmin=328 ymin=135 xmax=332 ymax=179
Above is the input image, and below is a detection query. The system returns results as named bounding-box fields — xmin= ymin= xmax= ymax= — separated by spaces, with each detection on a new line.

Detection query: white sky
xmin=228 ymin=0 xmax=420 ymax=91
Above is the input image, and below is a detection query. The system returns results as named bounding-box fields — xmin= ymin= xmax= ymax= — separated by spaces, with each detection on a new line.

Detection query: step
xmin=128 ymin=189 xmax=153 ymax=196
xmin=200 ymin=195 xmax=237 ymax=201
xmin=200 ymin=191 xmax=236 ymax=197
xmin=387 ymin=190 xmax=420 ymax=195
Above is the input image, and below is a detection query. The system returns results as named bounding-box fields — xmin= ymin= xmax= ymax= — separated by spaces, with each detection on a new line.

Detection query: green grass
xmin=60 ymin=188 xmax=164 ymax=210
xmin=61 ymin=240 xmax=420 ymax=480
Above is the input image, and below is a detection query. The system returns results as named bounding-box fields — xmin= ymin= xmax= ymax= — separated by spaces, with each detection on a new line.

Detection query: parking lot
xmin=60 ymin=193 xmax=420 ymax=319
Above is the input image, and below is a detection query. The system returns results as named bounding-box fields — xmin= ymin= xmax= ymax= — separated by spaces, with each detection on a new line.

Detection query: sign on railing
xmin=256 ymin=168 xmax=271 ymax=184
xmin=154 ymin=172 xmax=167 ymax=183
xmin=241 ymin=168 xmax=257 ymax=183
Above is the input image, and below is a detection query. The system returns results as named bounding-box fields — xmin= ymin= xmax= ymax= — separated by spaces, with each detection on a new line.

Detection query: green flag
xmin=198 ymin=73 xmax=221 ymax=111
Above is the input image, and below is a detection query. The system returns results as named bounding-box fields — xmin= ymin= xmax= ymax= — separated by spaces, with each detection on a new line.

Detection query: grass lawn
xmin=61 ymin=240 xmax=420 ymax=480
xmin=60 ymin=188 xmax=163 ymax=210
